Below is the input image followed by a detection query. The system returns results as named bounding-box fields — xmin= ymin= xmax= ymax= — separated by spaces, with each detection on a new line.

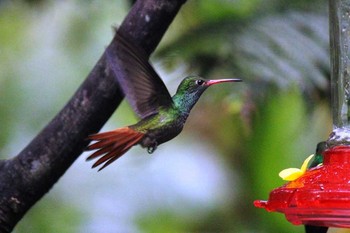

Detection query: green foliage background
xmin=0 ymin=0 xmax=343 ymax=232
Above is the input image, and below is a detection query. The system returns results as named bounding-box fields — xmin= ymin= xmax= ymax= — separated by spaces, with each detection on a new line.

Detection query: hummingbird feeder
xmin=254 ymin=0 xmax=350 ymax=228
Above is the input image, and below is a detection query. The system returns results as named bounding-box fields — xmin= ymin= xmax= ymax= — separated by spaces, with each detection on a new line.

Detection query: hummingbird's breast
xmin=134 ymin=109 xmax=188 ymax=149
xmin=147 ymin=117 xmax=185 ymax=144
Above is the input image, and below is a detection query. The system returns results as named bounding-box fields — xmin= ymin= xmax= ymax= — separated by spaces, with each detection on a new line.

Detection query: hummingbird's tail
xmin=86 ymin=127 xmax=144 ymax=171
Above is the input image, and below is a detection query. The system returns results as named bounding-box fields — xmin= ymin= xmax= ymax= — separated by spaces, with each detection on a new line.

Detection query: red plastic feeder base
xmin=254 ymin=146 xmax=350 ymax=228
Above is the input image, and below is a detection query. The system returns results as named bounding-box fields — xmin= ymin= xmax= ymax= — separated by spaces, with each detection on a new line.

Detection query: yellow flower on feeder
xmin=279 ymin=154 xmax=315 ymax=181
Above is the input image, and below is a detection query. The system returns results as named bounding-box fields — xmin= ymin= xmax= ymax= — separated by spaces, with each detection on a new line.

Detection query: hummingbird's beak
xmin=205 ymin=78 xmax=242 ymax=86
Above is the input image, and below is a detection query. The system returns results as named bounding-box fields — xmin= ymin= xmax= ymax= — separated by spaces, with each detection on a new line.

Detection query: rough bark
xmin=0 ymin=0 xmax=187 ymax=232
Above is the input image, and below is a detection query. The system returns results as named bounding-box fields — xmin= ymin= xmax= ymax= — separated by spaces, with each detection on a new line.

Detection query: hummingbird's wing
xmin=105 ymin=33 xmax=173 ymax=119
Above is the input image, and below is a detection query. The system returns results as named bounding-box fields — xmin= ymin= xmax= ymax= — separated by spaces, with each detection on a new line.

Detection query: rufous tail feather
xmin=86 ymin=127 xmax=144 ymax=171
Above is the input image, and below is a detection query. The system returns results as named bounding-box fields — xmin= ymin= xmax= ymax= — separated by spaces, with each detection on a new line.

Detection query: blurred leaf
xmin=159 ymin=8 xmax=329 ymax=103
xmin=13 ymin=194 xmax=84 ymax=233
xmin=0 ymin=3 xmax=32 ymax=61
xmin=233 ymin=12 xmax=329 ymax=92
xmin=137 ymin=210 xmax=188 ymax=233
xmin=184 ymin=0 xmax=260 ymax=23
xmin=0 ymin=4 xmax=31 ymax=155
xmin=243 ymin=87 xmax=307 ymax=233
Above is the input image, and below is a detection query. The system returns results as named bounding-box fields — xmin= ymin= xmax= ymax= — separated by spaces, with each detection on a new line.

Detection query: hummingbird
xmin=86 ymin=33 xmax=242 ymax=171
xmin=305 ymin=141 xmax=328 ymax=233
xmin=308 ymin=141 xmax=327 ymax=169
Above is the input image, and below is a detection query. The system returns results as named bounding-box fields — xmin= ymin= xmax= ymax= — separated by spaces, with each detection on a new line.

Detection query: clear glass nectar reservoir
xmin=329 ymin=0 xmax=350 ymax=145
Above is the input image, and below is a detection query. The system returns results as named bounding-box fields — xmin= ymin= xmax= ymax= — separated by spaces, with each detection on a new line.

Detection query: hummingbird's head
xmin=176 ymin=76 xmax=209 ymax=96
xmin=176 ymin=76 xmax=242 ymax=96
xmin=173 ymin=76 xmax=241 ymax=113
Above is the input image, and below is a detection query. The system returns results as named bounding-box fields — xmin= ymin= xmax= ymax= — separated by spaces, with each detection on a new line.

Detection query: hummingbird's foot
xmin=147 ymin=143 xmax=157 ymax=154
xmin=140 ymin=136 xmax=158 ymax=154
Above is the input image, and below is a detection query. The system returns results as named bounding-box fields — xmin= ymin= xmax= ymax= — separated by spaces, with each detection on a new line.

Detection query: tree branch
xmin=0 ymin=0 xmax=187 ymax=232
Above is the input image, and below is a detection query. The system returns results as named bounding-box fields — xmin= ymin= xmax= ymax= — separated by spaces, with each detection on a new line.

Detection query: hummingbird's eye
xmin=195 ymin=79 xmax=205 ymax=86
